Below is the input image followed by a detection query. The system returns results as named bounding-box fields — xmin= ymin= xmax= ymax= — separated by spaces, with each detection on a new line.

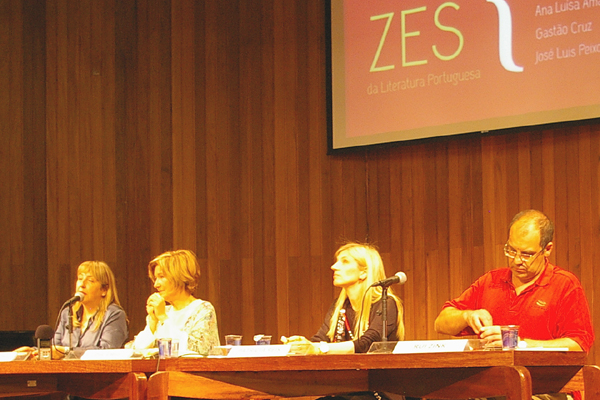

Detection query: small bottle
xmin=334 ymin=309 xmax=346 ymax=342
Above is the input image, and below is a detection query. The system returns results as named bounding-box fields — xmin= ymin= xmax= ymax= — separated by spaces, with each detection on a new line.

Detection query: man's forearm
xmin=522 ymin=337 xmax=582 ymax=351
xmin=434 ymin=307 xmax=469 ymax=336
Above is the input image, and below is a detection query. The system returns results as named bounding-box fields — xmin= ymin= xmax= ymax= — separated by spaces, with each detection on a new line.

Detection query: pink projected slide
xmin=330 ymin=0 xmax=600 ymax=149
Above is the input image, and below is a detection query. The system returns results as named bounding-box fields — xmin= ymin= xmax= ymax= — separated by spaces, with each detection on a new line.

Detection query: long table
xmin=1 ymin=351 xmax=598 ymax=400
xmin=147 ymin=351 xmax=600 ymax=400
xmin=0 ymin=359 xmax=157 ymax=399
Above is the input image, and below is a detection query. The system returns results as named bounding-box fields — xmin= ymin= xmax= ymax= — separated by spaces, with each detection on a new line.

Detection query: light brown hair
xmin=148 ymin=249 xmax=201 ymax=294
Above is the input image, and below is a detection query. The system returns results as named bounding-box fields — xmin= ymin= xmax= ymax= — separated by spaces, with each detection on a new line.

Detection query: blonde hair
xmin=326 ymin=242 xmax=405 ymax=341
xmin=148 ymin=249 xmax=201 ymax=294
xmin=72 ymin=261 xmax=121 ymax=332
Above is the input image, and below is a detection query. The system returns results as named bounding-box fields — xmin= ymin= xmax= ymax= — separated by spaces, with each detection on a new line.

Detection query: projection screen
xmin=329 ymin=0 xmax=600 ymax=150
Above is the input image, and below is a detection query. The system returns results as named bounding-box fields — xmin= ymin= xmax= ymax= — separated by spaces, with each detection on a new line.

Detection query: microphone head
xmin=395 ymin=271 xmax=407 ymax=284
xmin=74 ymin=292 xmax=85 ymax=302
xmin=35 ymin=325 xmax=54 ymax=340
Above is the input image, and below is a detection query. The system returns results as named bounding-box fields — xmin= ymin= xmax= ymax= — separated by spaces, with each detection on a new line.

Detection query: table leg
xmin=583 ymin=365 xmax=600 ymax=400
xmin=147 ymin=371 xmax=170 ymax=400
xmin=130 ymin=372 xmax=148 ymax=400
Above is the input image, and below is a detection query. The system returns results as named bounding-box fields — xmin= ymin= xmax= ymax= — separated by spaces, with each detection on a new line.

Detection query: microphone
xmin=371 ymin=272 xmax=407 ymax=287
xmin=62 ymin=292 xmax=85 ymax=307
xmin=35 ymin=325 xmax=54 ymax=360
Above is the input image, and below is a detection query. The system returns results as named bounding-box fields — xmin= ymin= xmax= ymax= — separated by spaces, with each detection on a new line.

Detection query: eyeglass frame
xmin=503 ymin=243 xmax=545 ymax=264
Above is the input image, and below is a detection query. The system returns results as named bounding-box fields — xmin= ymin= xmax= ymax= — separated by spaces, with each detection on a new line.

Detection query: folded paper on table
xmin=80 ymin=349 xmax=137 ymax=360
xmin=0 ymin=351 xmax=29 ymax=362
xmin=220 ymin=344 xmax=292 ymax=358
xmin=518 ymin=347 xmax=569 ymax=351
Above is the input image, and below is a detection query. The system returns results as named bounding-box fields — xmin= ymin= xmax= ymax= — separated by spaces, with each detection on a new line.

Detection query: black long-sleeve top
xmin=310 ymin=297 xmax=398 ymax=353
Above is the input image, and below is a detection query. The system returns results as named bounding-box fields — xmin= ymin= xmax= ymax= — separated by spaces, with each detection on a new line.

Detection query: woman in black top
xmin=285 ymin=242 xmax=404 ymax=354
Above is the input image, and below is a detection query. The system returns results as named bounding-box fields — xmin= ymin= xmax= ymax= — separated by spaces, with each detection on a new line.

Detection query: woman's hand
xmin=281 ymin=335 xmax=311 ymax=344
xmin=146 ymin=292 xmax=166 ymax=332
xmin=14 ymin=346 xmax=37 ymax=360
xmin=52 ymin=345 xmax=67 ymax=360
xmin=281 ymin=336 xmax=321 ymax=354
xmin=13 ymin=345 xmax=69 ymax=360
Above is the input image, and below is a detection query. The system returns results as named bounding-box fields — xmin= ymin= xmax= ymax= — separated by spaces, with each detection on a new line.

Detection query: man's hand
xmin=464 ymin=309 xmax=494 ymax=334
xmin=479 ymin=325 xmax=502 ymax=347
xmin=435 ymin=307 xmax=494 ymax=336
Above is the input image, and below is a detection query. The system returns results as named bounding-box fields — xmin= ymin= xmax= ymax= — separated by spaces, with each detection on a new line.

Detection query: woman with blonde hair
xmin=53 ymin=261 xmax=128 ymax=356
xmin=285 ymin=242 xmax=404 ymax=354
xmin=133 ymin=249 xmax=220 ymax=356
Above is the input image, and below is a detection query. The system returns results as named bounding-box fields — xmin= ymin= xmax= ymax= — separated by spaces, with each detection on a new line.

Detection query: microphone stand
xmin=381 ymin=287 xmax=388 ymax=342
xmin=64 ymin=303 xmax=77 ymax=359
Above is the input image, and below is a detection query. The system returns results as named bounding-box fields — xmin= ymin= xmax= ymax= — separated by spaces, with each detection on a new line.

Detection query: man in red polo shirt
xmin=435 ymin=209 xmax=594 ymax=353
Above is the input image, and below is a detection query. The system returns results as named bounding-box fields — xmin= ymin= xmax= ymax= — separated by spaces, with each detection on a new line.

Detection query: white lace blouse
xmin=133 ymin=299 xmax=220 ymax=356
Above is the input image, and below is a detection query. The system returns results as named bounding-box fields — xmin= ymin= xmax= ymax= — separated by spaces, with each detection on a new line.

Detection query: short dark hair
xmin=508 ymin=210 xmax=554 ymax=248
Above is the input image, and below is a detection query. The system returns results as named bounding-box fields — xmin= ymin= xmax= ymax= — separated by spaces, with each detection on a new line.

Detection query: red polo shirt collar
xmin=501 ymin=258 xmax=553 ymax=290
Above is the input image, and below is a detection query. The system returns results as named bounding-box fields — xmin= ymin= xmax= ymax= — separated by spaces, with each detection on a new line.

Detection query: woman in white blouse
xmin=133 ymin=250 xmax=220 ymax=356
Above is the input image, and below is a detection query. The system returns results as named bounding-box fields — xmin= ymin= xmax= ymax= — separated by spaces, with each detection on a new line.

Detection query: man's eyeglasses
xmin=503 ymin=243 xmax=543 ymax=264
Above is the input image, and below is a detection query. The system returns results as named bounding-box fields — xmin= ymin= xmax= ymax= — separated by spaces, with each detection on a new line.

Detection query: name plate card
xmin=0 ymin=352 xmax=19 ymax=362
xmin=393 ymin=339 xmax=471 ymax=354
xmin=227 ymin=344 xmax=292 ymax=358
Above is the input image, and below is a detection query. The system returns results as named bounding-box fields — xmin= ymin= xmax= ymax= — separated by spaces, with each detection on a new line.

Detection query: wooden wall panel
xmin=0 ymin=0 xmax=15 ymax=328
xmin=22 ymin=0 xmax=47 ymax=329
xmin=1 ymin=0 xmax=600 ymax=364
xmin=113 ymin=0 xmax=173 ymax=335
xmin=45 ymin=0 xmax=125 ymax=322
xmin=0 ymin=0 xmax=47 ymax=330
